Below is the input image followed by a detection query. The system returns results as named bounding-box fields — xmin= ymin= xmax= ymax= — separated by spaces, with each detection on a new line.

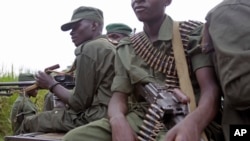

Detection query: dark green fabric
xmin=106 ymin=23 xmax=132 ymax=36
xmin=221 ymin=101 xmax=250 ymax=141
xmin=111 ymin=16 xmax=212 ymax=96
xmin=63 ymin=15 xmax=223 ymax=141
xmin=17 ymin=37 xmax=115 ymax=134
xmin=10 ymin=95 xmax=38 ymax=135
xmin=63 ymin=113 xmax=223 ymax=141
xmin=69 ymin=37 xmax=115 ymax=113
xmin=188 ymin=25 xmax=214 ymax=72
xmin=206 ymin=1 xmax=250 ymax=140
xmin=61 ymin=6 xmax=103 ymax=31
xmin=42 ymin=92 xmax=54 ymax=111
xmin=206 ymin=0 xmax=250 ymax=110
xmin=20 ymin=106 xmax=107 ymax=133
xmin=63 ymin=114 xmax=167 ymax=141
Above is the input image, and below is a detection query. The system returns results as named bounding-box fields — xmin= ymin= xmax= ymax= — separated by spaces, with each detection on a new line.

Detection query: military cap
xmin=18 ymin=73 xmax=35 ymax=82
xmin=61 ymin=6 xmax=103 ymax=31
xmin=106 ymin=23 xmax=132 ymax=36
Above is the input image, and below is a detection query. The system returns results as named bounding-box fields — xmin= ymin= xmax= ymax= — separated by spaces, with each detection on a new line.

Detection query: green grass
xmin=0 ymin=71 xmax=48 ymax=141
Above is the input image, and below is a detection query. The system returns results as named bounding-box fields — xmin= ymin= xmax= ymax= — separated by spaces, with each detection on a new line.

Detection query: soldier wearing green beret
xmin=203 ymin=0 xmax=250 ymax=141
xmin=105 ymin=23 xmax=133 ymax=46
xmin=10 ymin=73 xmax=38 ymax=135
xmin=16 ymin=6 xmax=116 ymax=134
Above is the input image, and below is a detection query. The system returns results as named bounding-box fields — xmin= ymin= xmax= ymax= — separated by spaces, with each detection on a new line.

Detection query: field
xmin=0 ymin=71 xmax=48 ymax=141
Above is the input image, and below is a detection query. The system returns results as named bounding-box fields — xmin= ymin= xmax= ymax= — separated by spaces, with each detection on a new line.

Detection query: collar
xmin=157 ymin=15 xmax=174 ymax=41
xmin=74 ymin=43 xmax=85 ymax=56
xmin=74 ymin=35 xmax=105 ymax=56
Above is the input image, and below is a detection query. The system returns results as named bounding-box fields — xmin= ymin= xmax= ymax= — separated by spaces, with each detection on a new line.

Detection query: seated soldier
xmin=105 ymin=23 xmax=133 ymax=46
xmin=63 ymin=0 xmax=224 ymax=141
xmin=10 ymin=73 xmax=38 ymax=135
xmin=15 ymin=6 xmax=116 ymax=135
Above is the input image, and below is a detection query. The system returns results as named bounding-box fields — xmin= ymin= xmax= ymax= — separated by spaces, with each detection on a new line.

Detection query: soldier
xmin=16 ymin=6 xmax=116 ymax=134
xmin=63 ymin=0 xmax=223 ymax=141
xmin=10 ymin=73 xmax=38 ymax=135
xmin=105 ymin=23 xmax=133 ymax=46
xmin=203 ymin=0 xmax=250 ymax=140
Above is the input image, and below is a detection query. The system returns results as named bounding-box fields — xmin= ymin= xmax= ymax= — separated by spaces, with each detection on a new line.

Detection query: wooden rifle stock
xmin=44 ymin=64 xmax=60 ymax=73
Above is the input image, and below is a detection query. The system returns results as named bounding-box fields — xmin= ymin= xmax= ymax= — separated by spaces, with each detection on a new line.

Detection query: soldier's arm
xmin=193 ymin=67 xmax=220 ymax=130
xmin=108 ymin=92 xmax=137 ymax=141
xmin=165 ymin=67 xmax=220 ymax=141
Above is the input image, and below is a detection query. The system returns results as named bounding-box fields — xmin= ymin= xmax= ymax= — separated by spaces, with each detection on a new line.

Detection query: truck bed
xmin=4 ymin=132 xmax=65 ymax=141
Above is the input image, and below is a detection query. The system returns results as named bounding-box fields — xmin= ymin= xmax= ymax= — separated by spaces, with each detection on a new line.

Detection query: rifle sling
xmin=172 ymin=21 xmax=196 ymax=112
xmin=172 ymin=21 xmax=208 ymax=141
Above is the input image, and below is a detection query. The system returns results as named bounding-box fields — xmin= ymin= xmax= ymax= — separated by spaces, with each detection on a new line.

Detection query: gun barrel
xmin=0 ymin=86 xmax=27 ymax=96
xmin=0 ymin=81 xmax=36 ymax=87
xmin=0 ymin=93 xmax=13 ymax=96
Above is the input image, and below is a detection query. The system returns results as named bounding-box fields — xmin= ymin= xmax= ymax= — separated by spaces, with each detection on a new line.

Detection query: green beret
xmin=106 ymin=23 xmax=132 ymax=36
xmin=61 ymin=6 xmax=103 ymax=31
xmin=18 ymin=73 xmax=35 ymax=82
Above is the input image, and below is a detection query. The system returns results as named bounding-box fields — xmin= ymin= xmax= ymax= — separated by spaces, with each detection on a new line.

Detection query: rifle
xmin=137 ymin=83 xmax=190 ymax=141
xmin=0 ymin=75 xmax=75 ymax=97
xmin=0 ymin=81 xmax=35 ymax=96
xmin=24 ymin=64 xmax=60 ymax=92
xmin=22 ymin=64 xmax=75 ymax=92
xmin=0 ymin=64 xmax=75 ymax=97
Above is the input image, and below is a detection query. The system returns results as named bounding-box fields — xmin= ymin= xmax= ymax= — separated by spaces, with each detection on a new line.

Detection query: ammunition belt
xmin=132 ymin=20 xmax=203 ymax=141
xmin=137 ymin=103 xmax=165 ymax=141
xmin=131 ymin=20 xmax=202 ymax=90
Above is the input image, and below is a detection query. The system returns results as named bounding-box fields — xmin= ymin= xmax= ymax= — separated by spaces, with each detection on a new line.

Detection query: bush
xmin=0 ymin=72 xmax=48 ymax=141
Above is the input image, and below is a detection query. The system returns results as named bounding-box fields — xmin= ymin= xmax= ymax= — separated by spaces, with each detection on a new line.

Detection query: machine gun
xmin=137 ymin=83 xmax=189 ymax=141
xmin=0 ymin=74 xmax=75 ymax=96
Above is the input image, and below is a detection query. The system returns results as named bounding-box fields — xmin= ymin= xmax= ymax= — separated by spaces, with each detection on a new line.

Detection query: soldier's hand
xmin=171 ymin=88 xmax=190 ymax=104
xmin=164 ymin=114 xmax=201 ymax=141
xmin=35 ymin=71 xmax=57 ymax=89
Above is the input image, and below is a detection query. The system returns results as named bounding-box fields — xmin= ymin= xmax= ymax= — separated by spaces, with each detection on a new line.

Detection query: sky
xmin=0 ymin=0 xmax=222 ymax=74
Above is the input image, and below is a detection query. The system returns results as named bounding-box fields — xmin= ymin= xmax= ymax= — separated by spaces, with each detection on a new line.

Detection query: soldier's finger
xmin=172 ymin=88 xmax=190 ymax=104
